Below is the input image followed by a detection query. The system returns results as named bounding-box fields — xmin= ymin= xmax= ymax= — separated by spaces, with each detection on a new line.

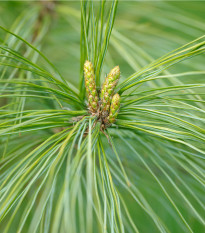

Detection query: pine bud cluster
xmin=84 ymin=60 xmax=121 ymax=124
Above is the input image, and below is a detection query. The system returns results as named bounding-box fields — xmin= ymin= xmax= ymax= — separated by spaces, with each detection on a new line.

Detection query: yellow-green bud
xmin=108 ymin=93 xmax=120 ymax=123
xmin=84 ymin=60 xmax=99 ymax=112
xmin=100 ymin=66 xmax=120 ymax=112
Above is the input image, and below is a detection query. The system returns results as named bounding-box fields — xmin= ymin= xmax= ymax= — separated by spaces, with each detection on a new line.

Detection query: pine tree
xmin=0 ymin=1 xmax=204 ymax=233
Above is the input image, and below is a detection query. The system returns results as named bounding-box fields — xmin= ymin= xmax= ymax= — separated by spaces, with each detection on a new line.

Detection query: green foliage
xmin=0 ymin=1 xmax=204 ymax=233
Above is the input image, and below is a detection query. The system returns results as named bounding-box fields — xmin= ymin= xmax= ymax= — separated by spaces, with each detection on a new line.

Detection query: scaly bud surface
xmin=108 ymin=93 xmax=120 ymax=123
xmin=84 ymin=60 xmax=99 ymax=112
xmin=100 ymin=66 xmax=120 ymax=112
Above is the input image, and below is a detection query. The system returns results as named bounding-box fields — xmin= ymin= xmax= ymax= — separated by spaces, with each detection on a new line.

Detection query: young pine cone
xmin=108 ymin=93 xmax=120 ymax=124
xmin=84 ymin=60 xmax=98 ymax=112
xmin=100 ymin=66 xmax=120 ymax=113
